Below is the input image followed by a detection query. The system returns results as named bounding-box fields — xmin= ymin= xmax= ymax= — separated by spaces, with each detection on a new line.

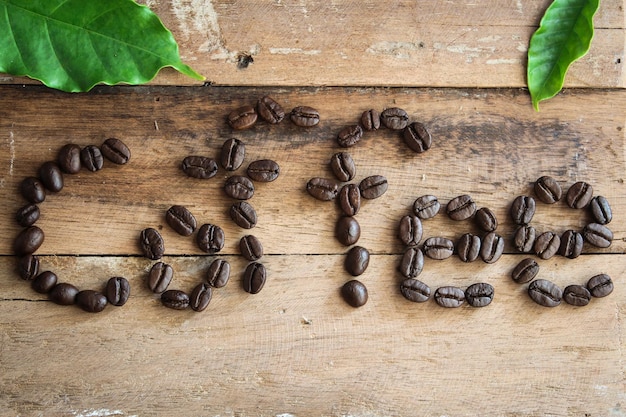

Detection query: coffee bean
xmin=480 ymin=232 xmax=504 ymax=264
xmin=446 ymin=195 xmax=476 ymax=221
xmin=511 ymin=258 xmax=539 ymax=284
xmin=336 ymin=216 xmax=361 ymax=246
xmin=161 ymin=290 xmax=190 ymax=310
xmin=106 ymin=277 xmax=130 ymax=306
xmin=257 ymin=96 xmax=285 ymax=124
xmin=566 ymin=181 xmax=593 ymax=209
xmin=57 ymin=144 xmax=82 ymax=174
xmin=16 ymin=204 xmax=40 ymax=227
xmin=101 ymin=138 xmax=131 ymax=165
xmin=338 ymin=184 xmax=361 ymax=216
xmin=39 ymin=161 xmax=64 ymax=192
xmin=307 ymin=177 xmax=339 ymax=201
xmin=475 ymin=207 xmax=498 ymax=232
xmin=434 ymin=286 xmax=465 ymax=308
xmin=290 ymin=106 xmax=320 ymax=127
xmin=465 ymin=283 xmax=494 ymax=307
xmin=510 ymin=195 xmax=536 ymax=225
xmin=76 ymin=290 xmax=108 ymax=313
xmin=228 ymin=105 xmax=257 ymax=130
xmin=534 ymin=231 xmax=560 ymax=260
xmin=80 ymin=145 xmax=104 ymax=172
xmin=563 ymin=285 xmax=591 ymax=307
xmin=413 ymin=195 xmax=440 ymax=219
xmin=361 ymin=109 xmax=380 ymax=131
xmin=400 ymin=278 xmax=430 ymax=303
xmin=182 ymin=156 xmax=218 ymax=179
xmin=380 ymin=107 xmax=409 ymax=130
xmin=341 ymin=279 xmax=368 ymax=307
xmin=240 ymin=235 xmax=264 ymax=261
xmin=398 ymin=215 xmax=423 ymax=247
xmin=583 ymin=223 xmax=613 ymax=248
xmin=20 ymin=177 xmax=46 ymax=204
xmin=456 ymin=233 xmax=481 ymax=263
xmin=197 ymin=224 xmax=225 ymax=254
xmin=14 ymin=226 xmax=45 ymax=256
xmin=49 ymin=283 xmax=79 ymax=305
xmin=587 ymin=273 xmax=614 ymax=298
xmin=589 ymin=196 xmax=612 ymax=225
xmin=221 ymin=138 xmax=246 ymax=171
xmin=330 ymin=152 xmax=356 ymax=182
xmin=229 ymin=201 xmax=258 ymax=229
xmin=559 ymin=230 xmax=583 ymax=259
xmin=337 ymin=125 xmax=363 ymax=148
xmin=247 ymin=159 xmax=280 ymax=182
xmin=32 ymin=271 xmax=57 ymax=293
xmin=224 ymin=175 xmax=255 ymax=200
xmin=190 ymin=283 xmax=212 ymax=312
xmin=243 ymin=262 xmax=267 ymax=294
xmin=423 ymin=237 xmax=454 ymax=260
xmin=345 ymin=246 xmax=370 ymax=276
xmin=534 ymin=176 xmax=562 ymax=204
xmin=513 ymin=225 xmax=536 ymax=253
xmin=403 ymin=122 xmax=432 ymax=153
xmin=398 ymin=247 xmax=424 ymax=278
xmin=148 ymin=262 xmax=173 ymax=294
xmin=165 ymin=205 xmax=197 ymax=236
xmin=206 ymin=259 xmax=231 ymax=288
xmin=18 ymin=254 xmax=39 ymax=280
xmin=528 ymin=279 xmax=562 ymax=307
xmin=139 ymin=228 xmax=164 ymax=260
xmin=359 ymin=175 xmax=388 ymax=199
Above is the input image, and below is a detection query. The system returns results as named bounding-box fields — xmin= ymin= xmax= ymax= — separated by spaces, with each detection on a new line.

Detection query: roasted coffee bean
xmin=589 ymin=196 xmax=612 ymax=225
xmin=229 ymin=201 xmax=258 ymax=229
xmin=534 ymin=176 xmax=562 ymax=204
xmin=403 ymin=122 xmax=432 ymax=153
xmin=398 ymin=247 xmax=424 ymax=278
xmin=465 ymin=283 xmax=494 ymax=307
xmin=224 ymin=175 xmax=255 ymax=200
xmin=49 ymin=283 xmax=79 ymax=305
xmin=240 ymin=235 xmax=264 ymax=261
xmin=101 ymin=138 xmax=131 ymax=165
xmin=148 ymin=262 xmax=173 ymax=294
xmin=341 ymin=279 xmax=368 ymax=307
xmin=139 ymin=228 xmax=164 ymax=260
xmin=345 ymin=246 xmax=370 ymax=276
xmin=182 ymin=156 xmax=218 ymax=179
xmin=18 ymin=254 xmax=39 ymax=280
xmin=165 ymin=205 xmax=197 ymax=236
xmin=434 ymin=286 xmax=465 ymax=308
xmin=247 ymin=159 xmax=280 ymax=182
xmin=39 ymin=161 xmax=64 ymax=192
xmin=361 ymin=109 xmax=380 ymax=131
xmin=534 ymin=231 xmax=560 ymax=260
xmin=456 ymin=233 xmax=481 ymax=263
xmin=80 ymin=145 xmax=104 ymax=172
xmin=307 ymin=177 xmax=339 ymax=201
xmin=243 ymin=262 xmax=267 ymax=294
xmin=480 ymin=232 xmax=504 ymax=264
xmin=566 ymin=181 xmax=593 ymax=209
xmin=197 ymin=224 xmax=225 ymax=254
xmin=400 ymin=278 xmax=430 ymax=303
xmin=257 ymin=96 xmax=285 ymax=124
xmin=76 ymin=290 xmax=108 ymax=313
xmin=190 ymin=283 xmax=212 ymax=312
xmin=221 ymin=138 xmax=246 ymax=171
xmin=446 ymin=195 xmax=476 ymax=221
xmin=559 ymin=230 xmax=583 ymax=259
xmin=359 ymin=175 xmax=388 ymax=199
xmin=206 ymin=259 xmax=231 ymax=288
xmin=587 ymin=273 xmax=614 ymax=298
xmin=14 ymin=226 xmax=45 ymax=256
xmin=32 ymin=271 xmax=57 ymax=293
xmin=20 ymin=177 xmax=46 ymax=204
xmin=510 ymin=195 xmax=536 ymax=225
xmin=57 ymin=144 xmax=82 ymax=174
xmin=423 ymin=237 xmax=454 ymax=260
xmin=511 ymin=258 xmax=539 ymax=284
xmin=413 ymin=195 xmax=440 ymax=219
xmin=528 ymin=279 xmax=562 ymax=307
xmin=338 ymin=184 xmax=361 ymax=216
xmin=380 ymin=107 xmax=409 ymax=130
xmin=337 ymin=125 xmax=363 ymax=148
xmin=228 ymin=105 xmax=257 ymax=130
xmin=161 ymin=290 xmax=190 ymax=310
xmin=583 ymin=223 xmax=613 ymax=248
xmin=336 ymin=216 xmax=361 ymax=246
xmin=563 ymin=285 xmax=591 ymax=307
xmin=16 ymin=204 xmax=40 ymax=227
xmin=106 ymin=276 xmax=130 ymax=306
xmin=290 ymin=106 xmax=320 ymax=127
xmin=513 ymin=225 xmax=536 ymax=253
xmin=330 ymin=152 xmax=356 ymax=182
xmin=398 ymin=215 xmax=423 ymax=247
xmin=475 ymin=207 xmax=498 ymax=232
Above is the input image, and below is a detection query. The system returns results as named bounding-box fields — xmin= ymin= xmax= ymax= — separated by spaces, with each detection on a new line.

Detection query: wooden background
xmin=1 ymin=1 xmax=625 ymax=416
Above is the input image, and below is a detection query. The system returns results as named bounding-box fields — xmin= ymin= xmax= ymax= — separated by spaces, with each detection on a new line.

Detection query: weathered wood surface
xmin=0 ymin=86 xmax=625 ymax=416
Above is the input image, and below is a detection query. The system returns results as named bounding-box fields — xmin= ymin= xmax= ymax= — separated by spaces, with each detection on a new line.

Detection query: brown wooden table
xmin=1 ymin=1 xmax=624 ymax=416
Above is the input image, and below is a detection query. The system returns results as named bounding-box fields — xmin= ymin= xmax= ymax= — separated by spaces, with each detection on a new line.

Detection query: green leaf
xmin=527 ymin=0 xmax=599 ymax=110
xmin=0 ymin=0 xmax=204 ymax=92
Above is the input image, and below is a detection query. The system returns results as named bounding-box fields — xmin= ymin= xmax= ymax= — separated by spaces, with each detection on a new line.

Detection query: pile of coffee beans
xmin=13 ymin=139 xmax=132 ymax=313
xmin=226 ymin=95 xmax=320 ymax=129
